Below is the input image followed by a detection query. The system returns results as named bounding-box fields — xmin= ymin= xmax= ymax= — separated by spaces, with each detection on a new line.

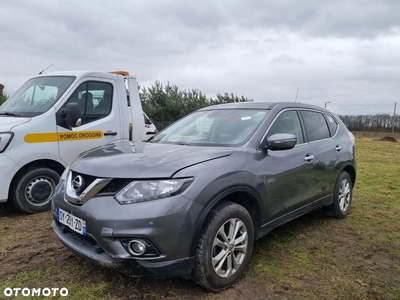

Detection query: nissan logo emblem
xmin=72 ymin=175 xmax=85 ymax=193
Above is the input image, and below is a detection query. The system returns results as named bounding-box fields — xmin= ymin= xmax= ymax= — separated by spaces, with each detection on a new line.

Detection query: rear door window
xmin=300 ymin=110 xmax=331 ymax=142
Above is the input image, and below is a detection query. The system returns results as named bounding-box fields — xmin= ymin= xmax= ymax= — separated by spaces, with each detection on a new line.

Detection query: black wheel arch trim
xmin=189 ymin=185 xmax=262 ymax=257
xmin=339 ymin=162 xmax=356 ymax=185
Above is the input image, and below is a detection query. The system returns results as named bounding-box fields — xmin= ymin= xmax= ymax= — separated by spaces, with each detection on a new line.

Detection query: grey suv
xmin=52 ymin=102 xmax=356 ymax=291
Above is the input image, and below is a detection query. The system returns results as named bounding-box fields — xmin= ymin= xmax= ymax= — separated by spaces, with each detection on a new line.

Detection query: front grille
xmin=99 ymin=178 xmax=131 ymax=194
xmin=71 ymin=171 xmax=130 ymax=195
xmin=71 ymin=171 xmax=97 ymax=194
xmin=70 ymin=230 xmax=97 ymax=246
xmin=62 ymin=225 xmax=104 ymax=253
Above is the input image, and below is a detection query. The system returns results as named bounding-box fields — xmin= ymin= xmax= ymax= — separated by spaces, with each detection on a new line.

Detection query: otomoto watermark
xmin=3 ymin=287 xmax=68 ymax=297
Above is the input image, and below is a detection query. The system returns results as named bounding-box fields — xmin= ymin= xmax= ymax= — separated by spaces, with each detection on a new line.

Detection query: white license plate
xmin=56 ymin=207 xmax=87 ymax=236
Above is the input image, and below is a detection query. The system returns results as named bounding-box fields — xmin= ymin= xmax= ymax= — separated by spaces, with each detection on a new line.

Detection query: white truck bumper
xmin=0 ymin=153 xmax=19 ymax=202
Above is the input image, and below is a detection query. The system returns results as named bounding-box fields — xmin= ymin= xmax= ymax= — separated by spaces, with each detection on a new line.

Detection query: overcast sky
xmin=1 ymin=0 xmax=400 ymax=115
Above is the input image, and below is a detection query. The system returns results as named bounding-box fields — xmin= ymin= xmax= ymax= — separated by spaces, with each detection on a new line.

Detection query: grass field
xmin=1 ymin=138 xmax=399 ymax=300
xmin=352 ymin=131 xmax=400 ymax=139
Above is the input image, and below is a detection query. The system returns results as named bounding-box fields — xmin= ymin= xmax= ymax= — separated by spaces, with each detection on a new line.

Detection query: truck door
xmin=56 ymin=79 xmax=121 ymax=165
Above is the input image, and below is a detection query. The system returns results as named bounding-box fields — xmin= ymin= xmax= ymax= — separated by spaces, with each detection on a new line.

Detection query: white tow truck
xmin=0 ymin=70 xmax=156 ymax=213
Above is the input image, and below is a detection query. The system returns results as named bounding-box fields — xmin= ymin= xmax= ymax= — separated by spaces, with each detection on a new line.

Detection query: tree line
xmin=0 ymin=84 xmax=6 ymax=105
xmin=338 ymin=114 xmax=399 ymax=132
xmin=1 ymin=80 xmax=398 ymax=132
xmin=0 ymin=95 xmax=6 ymax=106
xmin=139 ymin=81 xmax=252 ymax=123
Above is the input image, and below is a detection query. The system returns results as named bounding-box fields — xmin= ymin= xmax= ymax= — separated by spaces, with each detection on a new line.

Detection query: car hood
xmin=71 ymin=141 xmax=234 ymax=178
xmin=0 ymin=116 xmax=31 ymax=131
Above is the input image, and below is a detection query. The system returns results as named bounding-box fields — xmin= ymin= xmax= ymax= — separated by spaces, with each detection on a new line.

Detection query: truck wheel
xmin=192 ymin=202 xmax=254 ymax=292
xmin=11 ymin=168 xmax=60 ymax=214
xmin=323 ymin=171 xmax=353 ymax=219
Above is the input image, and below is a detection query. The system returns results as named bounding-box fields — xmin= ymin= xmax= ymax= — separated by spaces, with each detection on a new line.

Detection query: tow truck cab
xmin=0 ymin=70 xmax=153 ymax=213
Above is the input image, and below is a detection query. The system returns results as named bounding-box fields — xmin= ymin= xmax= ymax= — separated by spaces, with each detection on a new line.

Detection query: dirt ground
xmin=378 ymin=136 xmax=397 ymax=142
xmin=1 ymin=202 xmax=399 ymax=300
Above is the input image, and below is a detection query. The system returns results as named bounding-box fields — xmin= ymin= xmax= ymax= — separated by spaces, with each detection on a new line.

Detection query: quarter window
xmin=300 ymin=111 xmax=330 ymax=142
xmin=267 ymin=110 xmax=304 ymax=144
xmin=325 ymin=114 xmax=338 ymax=136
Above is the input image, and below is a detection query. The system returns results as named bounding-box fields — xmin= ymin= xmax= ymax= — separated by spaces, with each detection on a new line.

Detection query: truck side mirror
xmin=57 ymin=103 xmax=81 ymax=129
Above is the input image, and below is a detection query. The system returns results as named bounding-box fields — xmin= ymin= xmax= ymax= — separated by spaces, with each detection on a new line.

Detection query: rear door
xmin=56 ymin=79 xmax=121 ymax=165
xmin=261 ymin=110 xmax=315 ymax=221
xmin=299 ymin=110 xmax=340 ymax=202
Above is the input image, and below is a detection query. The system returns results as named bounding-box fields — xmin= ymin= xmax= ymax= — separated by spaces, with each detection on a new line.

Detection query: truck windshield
xmin=150 ymin=109 xmax=269 ymax=146
xmin=0 ymin=76 xmax=75 ymax=117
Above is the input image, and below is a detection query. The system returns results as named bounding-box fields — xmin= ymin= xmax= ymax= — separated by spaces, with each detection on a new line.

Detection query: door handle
xmin=104 ymin=131 xmax=117 ymax=136
xmin=335 ymin=145 xmax=342 ymax=151
xmin=304 ymin=154 xmax=314 ymax=162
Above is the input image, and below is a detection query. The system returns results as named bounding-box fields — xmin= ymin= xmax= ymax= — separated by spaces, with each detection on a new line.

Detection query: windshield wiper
xmin=177 ymin=142 xmax=192 ymax=146
xmin=0 ymin=112 xmax=21 ymax=117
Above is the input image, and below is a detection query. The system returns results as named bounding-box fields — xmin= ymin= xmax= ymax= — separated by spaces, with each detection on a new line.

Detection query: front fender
xmin=188 ymin=183 xmax=264 ymax=258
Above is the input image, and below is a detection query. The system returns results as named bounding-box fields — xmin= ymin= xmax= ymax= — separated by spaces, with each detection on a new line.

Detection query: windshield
xmin=151 ymin=109 xmax=269 ymax=146
xmin=0 ymin=76 xmax=75 ymax=117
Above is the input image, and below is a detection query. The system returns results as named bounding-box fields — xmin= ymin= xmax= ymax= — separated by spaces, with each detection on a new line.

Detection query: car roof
xmin=199 ymin=101 xmax=331 ymax=112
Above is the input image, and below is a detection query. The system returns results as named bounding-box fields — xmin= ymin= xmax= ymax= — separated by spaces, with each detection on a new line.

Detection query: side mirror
xmin=262 ymin=133 xmax=297 ymax=151
xmin=57 ymin=103 xmax=81 ymax=129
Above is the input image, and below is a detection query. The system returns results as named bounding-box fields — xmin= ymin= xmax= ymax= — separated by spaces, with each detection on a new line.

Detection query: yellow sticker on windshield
xmin=24 ymin=131 xmax=104 ymax=143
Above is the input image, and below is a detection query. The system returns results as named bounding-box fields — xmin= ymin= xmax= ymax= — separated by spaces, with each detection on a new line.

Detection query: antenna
xmin=294 ymin=89 xmax=299 ymax=102
xmin=38 ymin=64 xmax=53 ymax=75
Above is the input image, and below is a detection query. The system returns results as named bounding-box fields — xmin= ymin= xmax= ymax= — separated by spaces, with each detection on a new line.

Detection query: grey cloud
xmin=270 ymin=54 xmax=305 ymax=65
xmin=1 ymin=0 xmax=400 ymax=116
xmin=141 ymin=0 xmax=400 ymax=39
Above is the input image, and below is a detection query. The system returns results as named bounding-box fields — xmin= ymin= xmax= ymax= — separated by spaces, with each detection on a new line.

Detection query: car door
xmin=56 ymin=80 xmax=121 ymax=165
xmin=299 ymin=110 xmax=340 ymax=202
xmin=260 ymin=110 xmax=315 ymax=222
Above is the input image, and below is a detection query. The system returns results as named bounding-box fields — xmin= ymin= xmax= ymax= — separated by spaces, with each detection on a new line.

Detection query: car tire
xmin=11 ymin=167 xmax=60 ymax=214
xmin=323 ymin=171 xmax=353 ymax=219
xmin=192 ymin=202 xmax=254 ymax=292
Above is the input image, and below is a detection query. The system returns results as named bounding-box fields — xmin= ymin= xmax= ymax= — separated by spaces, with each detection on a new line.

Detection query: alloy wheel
xmin=211 ymin=218 xmax=248 ymax=278
xmin=338 ymin=178 xmax=351 ymax=212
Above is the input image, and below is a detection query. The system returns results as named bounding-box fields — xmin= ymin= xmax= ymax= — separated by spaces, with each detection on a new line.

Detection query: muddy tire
xmin=192 ymin=202 xmax=254 ymax=292
xmin=11 ymin=168 xmax=60 ymax=214
xmin=323 ymin=171 xmax=353 ymax=219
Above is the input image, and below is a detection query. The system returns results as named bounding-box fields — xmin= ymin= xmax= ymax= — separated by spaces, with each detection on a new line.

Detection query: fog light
xmin=128 ymin=240 xmax=146 ymax=256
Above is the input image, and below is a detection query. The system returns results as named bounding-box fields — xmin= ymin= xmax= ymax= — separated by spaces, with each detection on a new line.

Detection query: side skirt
xmin=255 ymin=194 xmax=333 ymax=239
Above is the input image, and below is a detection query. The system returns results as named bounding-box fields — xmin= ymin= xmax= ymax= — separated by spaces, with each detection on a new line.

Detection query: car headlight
xmin=0 ymin=132 xmax=14 ymax=153
xmin=115 ymin=178 xmax=193 ymax=205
